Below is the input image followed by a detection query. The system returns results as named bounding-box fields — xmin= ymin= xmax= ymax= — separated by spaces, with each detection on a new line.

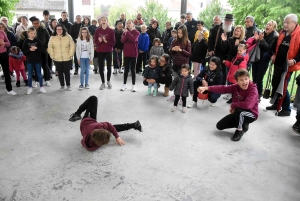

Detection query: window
xmin=82 ymin=0 xmax=91 ymax=5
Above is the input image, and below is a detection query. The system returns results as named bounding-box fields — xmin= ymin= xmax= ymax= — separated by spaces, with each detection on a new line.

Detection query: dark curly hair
xmin=91 ymin=129 xmax=111 ymax=146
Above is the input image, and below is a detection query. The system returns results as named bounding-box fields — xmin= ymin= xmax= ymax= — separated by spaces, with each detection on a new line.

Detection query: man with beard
xmin=185 ymin=12 xmax=198 ymax=45
xmin=208 ymin=14 xmax=234 ymax=85
xmin=115 ymin=13 xmax=126 ymax=27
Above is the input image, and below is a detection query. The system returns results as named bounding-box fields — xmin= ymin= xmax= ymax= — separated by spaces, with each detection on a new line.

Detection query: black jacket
xmin=147 ymin=26 xmax=161 ymax=48
xmin=22 ymin=38 xmax=43 ymax=63
xmin=170 ymin=74 xmax=194 ymax=97
xmin=58 ymin=18 xmax=73 ymax=33
xmin=162 ymin=27 xmax=173 ymax=45
xmin=69 ymin=22 xmax=83 ymax=42
xmin=6 ymin=31 xmax=17 ymax=52
xmin=88 ymin=25 xmax=97 ymax=36
xmin=114 ymin=28 xmax=124 ymax=50
xmin=36 ymin=27 xmax=50 ymax=51
xmin=245 ymin=25 xmax=259 ymax=40
xmin=115 ymin=19 xmax=126 ymax=27
xmin=221 ymin=37 xmax=246 ymax=61
xmin=191 ymin=38 xmax=208 ymax=63
xmin=185 ymin=18 xmax=198 ymax=44
xmin=208 ymin=23 xmax=234 ymax=60
xmin=143 ymin=66 xmax=162 ymax=80
xmin=160 ymin=64 xmax=172 ymax=77
xmin=258 ymin=31 xmax=278 ymax=57
xmin=195 ymin=68 xmax=223 ymax=86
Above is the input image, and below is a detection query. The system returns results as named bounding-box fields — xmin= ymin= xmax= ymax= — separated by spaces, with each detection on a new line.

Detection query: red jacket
xmin=224 ymin=53 xmax=249 ymax=84
xmin=275 ymin=25 xmax=300 ymax=72
xmin=121 ymin=29 xmax=140 ymax=57
xmin=169 ymin=39 xmax=191 ymax=66
xmin=209 ymin=82 xmax=259 ymax=119
xmin=80 ymin=117 xmax=119 ymax=151
xmin=9 ymin=55 xmax=26 ymax=72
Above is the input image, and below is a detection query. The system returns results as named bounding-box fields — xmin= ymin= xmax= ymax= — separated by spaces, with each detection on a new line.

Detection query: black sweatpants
xmin=174 ymin=95 xmax=187 ymax=107
xmin=74 ymin=52 xmax=79 ymax=71
xmin=98 ymin=52 xmax=112 ymax=83
xmin=41 ymin=51 xmax=50 ymax=81
xmin=216 ymin=107 xmax=255 ymax=130
xmin=54 ymin=60 xmax=72 ymax=87
xmin=0 ymin=52 xmax=12 ymax=92
xmin=76 ymin=96 xmax=135 ymax=132
xmin=123 ymin=57 xmax=137 ymax=85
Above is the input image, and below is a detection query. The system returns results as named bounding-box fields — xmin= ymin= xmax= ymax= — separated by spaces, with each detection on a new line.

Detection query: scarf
xmin=9 ymin=52 xmax=23 ymax=59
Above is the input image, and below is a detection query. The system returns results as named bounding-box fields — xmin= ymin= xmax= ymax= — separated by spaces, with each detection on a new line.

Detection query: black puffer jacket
xmin=191 ymin=38 xmax=208 ymax=63
xmin=162 ymin=27 xmax=173 ymax=45
xmin=170 ymin=74 xmax=194 ymax=97
xmin=69 ymin=22 xmax=83 ymax=42
xmin=36 ymin=26 xmax=50 ymax=51
xmin=143 ymin=66 xmax=162 ymax=80
xmin=195 ymin=68 xmax=223 ymax=86
xmin=58 ymin=18 xmax=73 ymax=33
xmin=147 ymin=26 xmax=161 ymax=48
xmin=221 ymin=37 xmax=246 ymax=61
xmin=114 ymin=28 xmax=124 ymax=50
xmin=258 ymin=31 xmax=278 ymax=57
xmin=245 ymin=25 xmax=259 ymax=40
xmin=160 ymin=64 xmax=172 ymax=77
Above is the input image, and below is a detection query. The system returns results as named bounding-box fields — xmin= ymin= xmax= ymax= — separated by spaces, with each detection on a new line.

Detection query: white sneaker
xmin=132 ymin=85 xmax=136 ymax=92
xmin=171 ymin=106 xmax=177 ymax=112
xmin=66 ymin=86 xmax=71 ymax=91
xmin=223 ymin=93 xmax=232 ymax=100
xmin=118 ymin=69 xmax=123 ymax=74
xmin=187 ymin=102 xmax=197 ymax=108
xmin=33 ymin=82 xmax=38 ymax=88
xmin=45 ymin=81 xmax=51 ymax=86
xmin=40 ymin=87 xmax=46 ymax=93
xmin=7 ymin=90 xmax=17 ymax=95
xmin=27 ymin=88 xmax=33 ymax=95
xmin=99 ymin=83 xmax=105 ymax=90
xmin=113 ymin=69 xmax=117 ymax=74
xmin=59 ymin=86 xmax=65 ymax=92
xmin=167 ymin=95 xmax=176 ymax=101
xmin=182 ymin=107 xmax=187 ymax=113
xmin=210 ymin=103 xmax=215 ymax=107
xmin=120 ymin=84 xmax=127 ymax=91
xmin=107 ymin=81 xmax=112 ymax=89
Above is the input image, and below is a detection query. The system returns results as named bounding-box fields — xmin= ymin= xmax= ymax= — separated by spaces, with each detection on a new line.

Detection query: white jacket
xmin=76 ymin=38 xmax=94 ymax=60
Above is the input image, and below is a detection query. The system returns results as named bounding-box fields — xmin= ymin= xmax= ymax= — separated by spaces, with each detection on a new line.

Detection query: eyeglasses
xmin=160 ymin=59 xmax=166 ymax=63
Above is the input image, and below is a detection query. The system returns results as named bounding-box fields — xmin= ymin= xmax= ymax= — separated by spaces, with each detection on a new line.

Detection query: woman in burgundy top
xmin=69 ymin=96 xmax=143 ymax=151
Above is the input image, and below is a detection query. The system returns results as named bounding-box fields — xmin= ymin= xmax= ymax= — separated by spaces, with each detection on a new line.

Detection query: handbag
xmin=205 ymin=25 xmax=221 ymax=62
xmin=263 ymin=63 xmax=273 ymax=99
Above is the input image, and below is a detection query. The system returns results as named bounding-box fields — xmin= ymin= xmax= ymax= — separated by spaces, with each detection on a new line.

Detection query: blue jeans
xmin=27 ymin=63 xmax=43 ymax=87
xmin=113 ymin=50 xmax=122 ymax=69
xmin=148 ymin=83 xmax=157 ymax=88
xmin=80 ymin=58 xmax=90 ymax=85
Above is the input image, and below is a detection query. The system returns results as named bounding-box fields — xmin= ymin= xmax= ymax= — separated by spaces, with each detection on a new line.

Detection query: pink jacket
xmin=224 ymin=54 xmax=249 ymax=84
xmin=9 ymin=55 xmax=26 ymax=72
xmin=0 ymin=30 xmax=10 ymax=53
xmin=121 ymin=29 xmax=140 ymax=57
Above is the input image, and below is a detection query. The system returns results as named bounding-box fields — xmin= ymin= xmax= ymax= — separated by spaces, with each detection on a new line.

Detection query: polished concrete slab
xmin=0 ymin=69 xmax=300 ymax=201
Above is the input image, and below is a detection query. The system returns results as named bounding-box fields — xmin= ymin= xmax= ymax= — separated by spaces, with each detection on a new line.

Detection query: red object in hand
xmin=198 ymin=92 xmax=208 ymax=100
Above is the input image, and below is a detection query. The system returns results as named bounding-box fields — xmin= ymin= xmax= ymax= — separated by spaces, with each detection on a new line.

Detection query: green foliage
xmin=107 ymin=0 xmax=135 ymax=27
xmin=94 ymin=4 xmax=111 ymax=20
xmin=0 ymin=0 xmax=20 ymax=24
xmin=137 ymin=0 xmax=175 ymax=33
xmin=198 ymin=0 xmax=230 ymax=28
xmin=228 ymin=0 xmax=300 ymax=30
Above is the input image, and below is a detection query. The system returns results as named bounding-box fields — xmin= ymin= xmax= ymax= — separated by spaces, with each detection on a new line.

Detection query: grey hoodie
xmin=149 ymin=45 xmax=164 ymax=58
xmin=170 ymin=74 xmax=194 ymax=97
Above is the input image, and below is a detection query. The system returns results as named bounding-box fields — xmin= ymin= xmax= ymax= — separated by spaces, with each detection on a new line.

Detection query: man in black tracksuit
xmin=58 ymin=11 xmax=73 ymax=33
xmin=69 ymin=15 xmax=83 ymax=75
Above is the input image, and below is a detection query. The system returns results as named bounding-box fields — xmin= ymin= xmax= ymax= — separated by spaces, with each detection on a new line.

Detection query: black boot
xmin=226 ymin=98 xmax=232 ymax=104
xmin=69 ymin=113 xmax=82 ymax=122
xmin=292 ymin=120 xmax=300 ymax=134
xmin=24 ymin=80 xmax=28 ymax=86
xmin=133 ymin=120 xmax=143 ymax=132
xmin=231 ymin=130 xmax=244 ymax=141
xmin=16 ymin=81 xmax=20 ymax=87
xmin=243 ymin=123 xmax=249 ymax=133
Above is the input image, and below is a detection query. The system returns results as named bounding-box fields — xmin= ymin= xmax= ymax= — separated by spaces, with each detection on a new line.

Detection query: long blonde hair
xmin=234 ymin=25 xmax=245 ymax=42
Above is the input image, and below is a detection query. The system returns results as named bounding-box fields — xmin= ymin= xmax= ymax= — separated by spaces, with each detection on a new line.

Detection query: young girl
xmin=223 ymin=44 xmax=249 ymax=103
xmin=169 ymin=64 xmax=194 ymax=113
xmin=143 ymin=55 xmax=161 ymax=96
xmin=188 ymin=56 xmax=223 ymax=108
xmin=9 ymin=46 xmax=28 ymax=87
xmin=149 ymin=38 xmax=164 ymax=58
xmin=190 ymin=31 xmax=208 ymax=79
xmin=22 ymin=27 xmax=46 ymax=95
xmin=76 ymin=27 xmax=94 ymax=89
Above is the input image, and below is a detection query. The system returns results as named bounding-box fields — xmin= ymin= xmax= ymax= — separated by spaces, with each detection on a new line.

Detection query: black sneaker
xmin=226 ymin=98 xmax=232 ymax=104
xmin=266 ymin=105 xmax=277 ymax=110
xmin=276 ymin=110 xmax=291 ymax=117
xmin=243 ymin=123 xmax=249 ymax=133
xmin=133 ymin=120 xmax=143 ymax=132
xmin=74 ymin=71 xmax=78 ymax=75
xmin=231 ymin=130 xmax=244 ymax=141
xmin=69 ymin=113 xmax=82 ymax=122
xmin=292 ymin=121 xmax=300 ymax=134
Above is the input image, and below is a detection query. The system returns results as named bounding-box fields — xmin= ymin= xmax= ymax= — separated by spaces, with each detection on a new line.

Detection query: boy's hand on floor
xmin=115 ymin=137 xmax=125 ymax=146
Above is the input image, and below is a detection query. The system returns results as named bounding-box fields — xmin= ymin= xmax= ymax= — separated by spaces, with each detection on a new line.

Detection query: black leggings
xmin=123 ymin=57 xmax=137 ymax=85
xmin=98 ymin=52 xmax=112 ymax=83
xmin=174 ymin=95 xmax=187 ymax=107
xmin=0 ymin=52 xmax=12 ymax=91
xmin=54 ymin=60 xmax=72 ymax=87
xmin=216 ymin=107 xmax=255 ymax=130
xmin=76 ymin=96 xmax=135 ymax=132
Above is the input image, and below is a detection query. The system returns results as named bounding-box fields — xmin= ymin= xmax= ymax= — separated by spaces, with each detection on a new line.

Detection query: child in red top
xmin=69 ymin=96 xmax=143 ymax=151
xmin=9 ymin=46 xmax=28 ymax=87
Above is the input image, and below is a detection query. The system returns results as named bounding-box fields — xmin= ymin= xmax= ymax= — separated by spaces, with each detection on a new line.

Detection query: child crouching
xmin=9 ymin=46 xmax=28 ymax=87
xmin=169 ymin=64 xmax=193 ymax=113
xmin=143 ymin=55 xmax=161 ymax=96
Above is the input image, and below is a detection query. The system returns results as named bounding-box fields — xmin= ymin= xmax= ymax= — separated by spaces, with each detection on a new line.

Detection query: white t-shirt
xmin=81 ymin=40 xmax=89 ymax=58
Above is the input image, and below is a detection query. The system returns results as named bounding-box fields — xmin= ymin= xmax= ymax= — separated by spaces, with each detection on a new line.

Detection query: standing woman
xmin=147 ymin=20 xmax=161 ymax=50
xmin=120 ymin=20 xmax=140 ymax=92
xmin=0 ymin=30 xmax=16 ymax=95
xmin=47 ymin=18 xmax=58 ymax=75
xmin=0 ymin=22 xmax=17 ymax=50
xmin=251 ymin=20 xmax=278 ymax=100
xmin=169 ymin=25 xmax=191 ymax=77
xmin=48 ymin=24 xmax=75 ymax=91
xmin=94 ymin=16 xmax=116 ymax=90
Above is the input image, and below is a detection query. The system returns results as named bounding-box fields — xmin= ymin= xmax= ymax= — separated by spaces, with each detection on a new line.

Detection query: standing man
xmin=266 ymin=13 xmax=300 ymax=117
xmin=0 ymin=17 xmax=14 ymax=33
xmin=208 ymin=14 xmax=235 ymax=85
xmin=175 ymin=14 xmax=186 ymax=30
xmin=115 ymin=13 xmax=126 ymax=27
xmin=212 ymin=15 xmax=221 ymax=28
xmin=185 ymin=12 xmax=198 ymax=45
xmin=41 ymin=10 xmax=50 ymax=29
xmin=69 ymin=15 xmax=83 ymax=75
xmin=245 ymin=16 xmax=259 ymax=71
xmin=58 ymin=11 xmax=73 ymax=33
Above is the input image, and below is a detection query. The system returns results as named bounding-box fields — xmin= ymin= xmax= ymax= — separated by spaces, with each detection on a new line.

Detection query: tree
xmin=198 ymin=0 xmax=230 ymax=28
xmin=107 ymin=0 xmax=135 ymax=27
xmin=228 ymin=0 xmax=300 ymax=30
xmin=137 ymin=0 xmax=175 ymax=33
xmin=94 ymin=4 xmax=111 ymax=20
xmin=0 ymin=0 xmax=20 ymax=24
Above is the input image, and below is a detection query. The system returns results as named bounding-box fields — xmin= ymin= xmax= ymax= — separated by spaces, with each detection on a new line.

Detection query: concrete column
xmin=68 ymin=0 xmax=74 ymax=22
xmin=180 ymin=0 xmax=187 ymax=14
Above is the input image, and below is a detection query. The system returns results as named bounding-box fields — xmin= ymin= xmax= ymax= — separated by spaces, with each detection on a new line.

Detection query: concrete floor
xmin=0 ymin=68 xmax=300 ymax=201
